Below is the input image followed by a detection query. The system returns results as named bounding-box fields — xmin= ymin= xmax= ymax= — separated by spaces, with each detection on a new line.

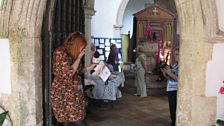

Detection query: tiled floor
xmin=86 ymin=91 xmax=170 ymax=126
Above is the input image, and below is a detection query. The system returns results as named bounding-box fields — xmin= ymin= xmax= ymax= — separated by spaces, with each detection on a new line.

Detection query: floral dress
xmin=51 ymin=46 xmax=85 ymax=123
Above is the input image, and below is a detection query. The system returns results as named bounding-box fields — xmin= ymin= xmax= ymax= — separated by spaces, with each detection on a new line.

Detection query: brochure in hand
xmin=92 ymin=61 xmax=111 ymax=82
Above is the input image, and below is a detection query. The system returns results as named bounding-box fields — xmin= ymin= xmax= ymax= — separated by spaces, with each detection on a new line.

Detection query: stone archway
xmin=0 ymin=0 xmax=222 ymax=125
xmin=0 ymin=0 xmax=47 ymax=125
xmin=116 ymin=0 xmax=129 ymax=26
xmin=174 ymin=0 xmax=219 ymax=125
xmin=0 ymin=0 xmax=86 ymax=125
xmin=42 ymin=0 xmax=86 ymax=125
xmin=116 ymin=0 xmax=219 ymax=125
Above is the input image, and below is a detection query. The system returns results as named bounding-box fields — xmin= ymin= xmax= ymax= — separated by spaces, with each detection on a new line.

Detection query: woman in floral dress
xmin=51 ymin=32 xmax=96 ymax=126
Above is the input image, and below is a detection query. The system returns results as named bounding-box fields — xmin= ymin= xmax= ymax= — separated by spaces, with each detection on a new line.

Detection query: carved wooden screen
xmin=133 ymin=4 xmax=176 ymax=65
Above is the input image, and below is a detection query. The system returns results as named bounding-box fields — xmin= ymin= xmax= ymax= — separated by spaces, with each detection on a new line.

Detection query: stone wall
xmin=175 ymin=0 xmax=217 ymax=125
xmin=0 ymin=0 xmax=47 ymax=125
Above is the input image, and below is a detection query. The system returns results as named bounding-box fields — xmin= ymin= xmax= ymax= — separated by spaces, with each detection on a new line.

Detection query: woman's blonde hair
xmin=63 ymin=32 xmax=87 ymax=59
xmin=136 ymin=45 xmax=144 ymax=53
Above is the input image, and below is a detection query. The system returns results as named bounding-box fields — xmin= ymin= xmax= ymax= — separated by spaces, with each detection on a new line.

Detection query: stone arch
xmin=116 ymin=0 xmax=129 ymax=26
xmin=113 ymin=0 xmax=129 ymax=37
xmin=116 ymin=0 xmax=220 ymax=125
xmin=0 ymin=0 xmax=223 ymax=125
xmin=174 ymin=0 xmax=218 ymax=125
xmin=0 ymin=0 xmax=47 ymax=125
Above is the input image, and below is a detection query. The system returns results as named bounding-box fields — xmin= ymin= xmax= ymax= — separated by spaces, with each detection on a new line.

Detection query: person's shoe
xmin=134 ymin=93 xmax=140 ymax=96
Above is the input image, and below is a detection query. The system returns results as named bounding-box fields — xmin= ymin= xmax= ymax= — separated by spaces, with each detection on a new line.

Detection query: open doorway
xmin=85 ymin=0 xmax=179 ymax=125
xmin=42 ymin=0 xmax=179 ymax=126
xmin=42 ymin=0 xmax=85 ymax=125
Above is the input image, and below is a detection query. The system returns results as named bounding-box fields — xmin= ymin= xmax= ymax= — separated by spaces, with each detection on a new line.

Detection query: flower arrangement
xmin=219 ymin=86 xmax=224 ymax=94
xmin=219 ymin=80 xmax=224 ymax=94
xmin=216 ymin=81 xmax=224 ymax=126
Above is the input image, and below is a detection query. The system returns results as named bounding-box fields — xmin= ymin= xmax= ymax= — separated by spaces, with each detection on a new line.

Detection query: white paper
xmin=105 ymin=41 xmax=110 ymax=46
xmin=99 ymin=55 xmax=105 ymax=60
xmin=84 ymin=79 xmax=96 ymax=86
xmin=98 ymin=66 xmax=111 ymax=82
xmin=91 ymin=38 xmax=94 ymax=43
xmin=105 ymin=52 xmax=110 ymax=57
xmin=95 ymin=40 xmax=99 ymax=46
xmin=100 ymin=39 xmax=104 ymax=43
xmin=116 ymin=39 xmax=122 ymax=43
xmin=116 ymin=44 xmax=121 ymax=48
xmin=105 ymin=39 xmax=110 ymax=42
xmin=0 ymin=39 xmax=11 ymax=94
xmin=92 ymin=61 xmax=111 ymax=82
xmin=99 ymin=44 xmax=105 ymax=48
xmin=97 ymin=49 xmax=103 ymax=54
xmin=111 ymin=40 xmax=116 ymax=44
xmin=105 ymin=47 xmax=110 ymax=51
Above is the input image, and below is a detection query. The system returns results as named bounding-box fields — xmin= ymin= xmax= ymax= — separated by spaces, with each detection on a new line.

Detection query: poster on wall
xmin=91 ymin=37 xmax=123 ymax=63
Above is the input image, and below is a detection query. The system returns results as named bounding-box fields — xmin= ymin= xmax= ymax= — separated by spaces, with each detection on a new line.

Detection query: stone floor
xmin=86 ymin=90 xmax=170 ymax=126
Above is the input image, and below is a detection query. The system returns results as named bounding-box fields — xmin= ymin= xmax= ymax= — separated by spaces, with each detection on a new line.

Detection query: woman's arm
xmin=71 ymin=49 xmax=85 ymax=72
xmin=160 ymin=68 xmax=168 ymax=79
xmin=164 ymin=66 xmax=178 ymax=81
xmin=140 ymin=58 xmax=148 ymax=72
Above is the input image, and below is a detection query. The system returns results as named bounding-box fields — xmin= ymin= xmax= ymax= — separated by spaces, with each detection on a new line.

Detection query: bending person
xmin=51 ymin=32 xmax=96 ymax=126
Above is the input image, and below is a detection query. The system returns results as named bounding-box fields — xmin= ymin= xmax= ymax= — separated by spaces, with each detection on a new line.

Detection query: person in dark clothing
xmin=107 ymin=44 xmax=119 ymax=71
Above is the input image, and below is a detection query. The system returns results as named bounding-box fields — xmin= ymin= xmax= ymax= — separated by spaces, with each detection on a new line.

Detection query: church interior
xmin=0 ymin=0 xmax=224 ymax=126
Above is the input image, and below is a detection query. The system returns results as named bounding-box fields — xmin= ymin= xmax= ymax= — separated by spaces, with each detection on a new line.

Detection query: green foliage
xmin=0 ymin=111 xmax=8 ymax=126
xmin=217 ymin=119 xmax=224 ymax=126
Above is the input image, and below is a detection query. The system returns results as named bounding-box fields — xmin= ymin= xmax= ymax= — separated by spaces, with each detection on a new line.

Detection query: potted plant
xmin=217 ymin=119 xmax=224 ymax=126
xmin=0 ymin=111 xmax=8 ymax=126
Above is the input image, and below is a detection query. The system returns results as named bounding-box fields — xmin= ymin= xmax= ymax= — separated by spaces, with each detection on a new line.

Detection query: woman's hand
xmin=86 ymin=64 xmax=97 ymax=73
xmin=72 ymin=49 xmax=85 ymax=72
xmin=160 ymin=68 xmax=167 ymax=78
xmin=163 ymin=66 xmax=171 ymax=75
xmin=163 ymin=66 xmax=178 ymax=81
xmin=78 ymin=49 xmax=85 ymax=60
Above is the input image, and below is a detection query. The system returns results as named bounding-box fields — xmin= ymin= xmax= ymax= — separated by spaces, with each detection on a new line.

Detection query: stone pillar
xmin=175 ymin=0 xmax=216 ymax=126
xmin=84 ymin=1 xmax=96 ymax=66
xmin=0 ymin=0 xmax=47 ymax=125
xmin=113 ymin=25 xmax=123 ymax=38
xmin=9 ymin=36 xmax=43 ymax=126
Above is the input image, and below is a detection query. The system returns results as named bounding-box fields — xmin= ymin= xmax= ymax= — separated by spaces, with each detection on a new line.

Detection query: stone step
xmin=124 ymin=72 xmax=167 ymax=96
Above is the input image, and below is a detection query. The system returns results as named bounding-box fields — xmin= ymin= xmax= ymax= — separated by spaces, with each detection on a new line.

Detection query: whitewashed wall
xmin=91 ymin=0 xmax=122 ymax=37
xmin=205 ymin=0 xmax=224 ymax=121
xmin=92 ymin=0 xmax=154 ymax=38
xmin=121 ymin=0 xmax=154 ymax=36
